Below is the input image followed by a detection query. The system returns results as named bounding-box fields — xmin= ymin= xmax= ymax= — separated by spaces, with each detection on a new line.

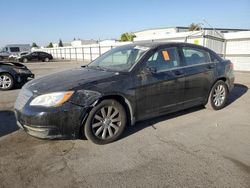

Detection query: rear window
xmin=182 ymin=47 xmax=211 ymax=65
xmin=210 ymin=52 xmax=223 ymax=63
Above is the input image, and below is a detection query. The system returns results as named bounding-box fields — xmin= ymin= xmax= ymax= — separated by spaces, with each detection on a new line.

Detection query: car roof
xmin=122 ymin=42 xmax=210 ymax=51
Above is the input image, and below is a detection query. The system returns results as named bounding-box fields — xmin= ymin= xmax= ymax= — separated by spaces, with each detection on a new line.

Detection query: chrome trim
xmin=23 ymin=125 xmax=50 ymax=132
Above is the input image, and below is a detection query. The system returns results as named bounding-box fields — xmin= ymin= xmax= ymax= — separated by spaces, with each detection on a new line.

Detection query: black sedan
xmin=0 ymin=62 xmax=34 ymax=90
xmin=15 ymin=42 xmax=234 ymax=144
xmin=18 ymin=51 xmax=53 ymax=63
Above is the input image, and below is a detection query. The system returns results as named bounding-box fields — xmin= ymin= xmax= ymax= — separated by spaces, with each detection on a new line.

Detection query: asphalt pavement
xmin=0 ymin=61 xmax=249 ymax=188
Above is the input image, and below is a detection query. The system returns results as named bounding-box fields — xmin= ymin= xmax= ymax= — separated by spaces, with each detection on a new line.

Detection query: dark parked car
xmin=18 ymin=51 xmax=53 ymax=63
xmin=0 ymin=62 xmax=34 ymax=90
xmin=15 ymin=42 xmax=234 ymax=144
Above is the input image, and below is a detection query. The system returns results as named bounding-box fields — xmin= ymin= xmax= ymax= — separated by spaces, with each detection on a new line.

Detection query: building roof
xmin=134 ymin=26 xmax=250 ymax=34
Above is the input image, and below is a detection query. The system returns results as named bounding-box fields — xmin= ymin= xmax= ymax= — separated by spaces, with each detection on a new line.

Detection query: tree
xmin=58 ymin=39 xmax=63 ymax=47
xmin=120 ymin=32 xmax=136 ymax=42
xmin=188 ymin=23 xmax=201 ymax=31
xmin=31 ymin=42 xmax=38 ymax=48
xmin=47 ymin=42 xmax=53 ymax=48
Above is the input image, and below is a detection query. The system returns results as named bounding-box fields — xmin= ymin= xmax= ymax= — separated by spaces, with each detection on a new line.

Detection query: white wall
xmin=223 ymin=31 xmax=250 ymax=71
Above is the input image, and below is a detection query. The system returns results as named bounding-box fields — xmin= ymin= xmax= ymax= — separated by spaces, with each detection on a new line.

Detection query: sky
xmin=0 ymin=0 xmax=249 ymax=47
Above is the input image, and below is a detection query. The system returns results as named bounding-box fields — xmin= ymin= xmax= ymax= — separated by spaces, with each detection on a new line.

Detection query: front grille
xmin=15 ymin=89 xmax=33 ymax=110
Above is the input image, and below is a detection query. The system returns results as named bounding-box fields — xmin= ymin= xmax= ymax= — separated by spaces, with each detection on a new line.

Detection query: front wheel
xmin=84 ymin=99 xmax=127 ymax=144
xmin=0 ymin=73 xmax=14 ymax=90
xmin=206 ymin=80 xmax=228 ymax=110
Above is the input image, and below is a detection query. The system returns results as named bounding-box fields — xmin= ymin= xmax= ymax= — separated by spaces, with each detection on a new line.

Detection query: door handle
xmin=207 ymin=64 xmax=215 ymax=69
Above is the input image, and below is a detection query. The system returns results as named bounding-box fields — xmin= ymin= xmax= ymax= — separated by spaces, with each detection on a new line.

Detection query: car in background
xmin=0 ymin=61 xmax=34 ymax=90
xmin=9 ymin=51 xmax=30 ymax=59
xmin=17 ymin=51 xmax=53 ymax=63
xmin=0 ymin=44 xmax=31 ymax=60
xmin=15 ymin=42 xmax=234 ymax=144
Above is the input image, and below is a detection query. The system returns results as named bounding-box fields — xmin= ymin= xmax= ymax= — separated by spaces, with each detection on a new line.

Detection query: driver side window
xmin=146 ymin=47 xmax=180 ymax=72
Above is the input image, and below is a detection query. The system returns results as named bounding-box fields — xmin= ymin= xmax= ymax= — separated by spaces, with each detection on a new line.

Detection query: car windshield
xmin=0 ymin=47 xmax=7 ymax=52
xmin=88 ymin=45 xmax=150 ymax=72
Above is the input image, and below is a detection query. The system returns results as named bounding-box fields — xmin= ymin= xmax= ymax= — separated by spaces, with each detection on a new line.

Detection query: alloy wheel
xmin=213 ymin=84 xmax=226 ymax=107
xmin=0 ymin=75 xmax=12 ymax=89
xmin=91 ymin=106 xmax=122 ymax=140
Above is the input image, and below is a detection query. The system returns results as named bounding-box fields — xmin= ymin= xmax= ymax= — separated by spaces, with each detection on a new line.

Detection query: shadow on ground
xmin=0 ymin=111 xmax=18 ymax=137
xmin=226 ymin=83 xmax=248 ymax=106
xmin=122 ymin=83 xmax=248 ymax=140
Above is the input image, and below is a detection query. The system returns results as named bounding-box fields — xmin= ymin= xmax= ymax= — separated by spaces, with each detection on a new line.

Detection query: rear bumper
xmin=227 ymin=73 xmax=235 ymax=92
xmin=15 ymin=102 xmax=88 ymax=139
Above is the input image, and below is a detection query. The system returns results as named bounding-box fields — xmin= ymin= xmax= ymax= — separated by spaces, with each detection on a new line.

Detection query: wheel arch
xmin=0 ymin=71 xmax=15 ymax=78
xmin=78 ymin=94 xmax=135 ymax=138
xmin=205 ymin=77 xmax=229 ymax=103
xmin=97 ymin=94 xmax=134 ymax=125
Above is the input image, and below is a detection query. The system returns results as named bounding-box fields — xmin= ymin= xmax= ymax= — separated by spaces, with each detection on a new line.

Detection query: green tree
xmin=59 ymin=39 xmax=63 ymax=47
xmin=120 ymin=32 xmax=136 ymax=42
xmin=47 ymin=42 xmax=53 ymax=48
xmin=188 ymin=23 xmax=201 ymax=31
xmin=31 ymin=42 xmax=38 ymax=48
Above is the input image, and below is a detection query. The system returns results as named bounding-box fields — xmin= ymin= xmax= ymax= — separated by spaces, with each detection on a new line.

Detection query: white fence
xmin=41 ymin=30 xmax=250 ymax=71
xmin=41 ymin=42 xmax=132 ymax=61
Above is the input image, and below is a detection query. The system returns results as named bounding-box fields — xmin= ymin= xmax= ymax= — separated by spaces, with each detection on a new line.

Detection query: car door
xmin=180 ymin=45 xmax=216 ymax=107
xmin=38 ymin=52 xmax=47 ymax=61
xmin=30 ymin=52 xmax=39 ymax=61
xmin=134 ymin=46 xmax=186 ymax=120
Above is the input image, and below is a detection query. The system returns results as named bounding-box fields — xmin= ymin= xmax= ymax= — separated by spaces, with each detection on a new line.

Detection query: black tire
xmin=23 ymin=58 xmax=28 ymax=63
xmin=206 ymin=80 xmax=228 ymax=110
xmin=84 ymin=99 xmax=127 ymax=144
xmin=0 ymin=73 xmax=14 ymax=90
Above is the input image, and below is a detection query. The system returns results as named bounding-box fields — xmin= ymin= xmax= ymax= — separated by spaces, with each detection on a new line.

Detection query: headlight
xmin=14 ymin=68 xmax=30 ymax=74
xmin=30 ymin=91 xmax=74 ymax=107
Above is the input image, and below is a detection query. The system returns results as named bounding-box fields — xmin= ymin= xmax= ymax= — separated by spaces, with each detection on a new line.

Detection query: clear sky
xmin=0 ymin=0 xmax=249 ymax=47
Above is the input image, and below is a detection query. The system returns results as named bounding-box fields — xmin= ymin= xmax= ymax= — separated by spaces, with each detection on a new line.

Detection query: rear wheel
xmin=44 ymin=57 xmax=50 ymax=62
xmin=23 ymin=58 xmax=28 ymax=63
xmin=206 ymin=80 xmax=228 ymax=110
xmin=0 ymin=73 xmax=14 ymax=90
xmin=84 ymin=99 xmax=127 ymax=144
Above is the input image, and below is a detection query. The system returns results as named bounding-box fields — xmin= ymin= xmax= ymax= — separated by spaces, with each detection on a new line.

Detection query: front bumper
xmin=15 ymin=102 xmax=88 ymax=139
xmin=16 ymin=73 xmax=34 ymax=84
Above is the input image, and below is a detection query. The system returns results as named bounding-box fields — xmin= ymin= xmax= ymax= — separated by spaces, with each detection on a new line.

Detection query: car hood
xmin=24 ymin=67 xmax=119 ymax=94
xmin=0 ymin=62 xmax=27 ymax=69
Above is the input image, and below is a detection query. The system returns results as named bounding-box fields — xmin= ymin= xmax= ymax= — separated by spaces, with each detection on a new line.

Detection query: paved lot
xmin=0 ymin=61 xmax=250 ymax=188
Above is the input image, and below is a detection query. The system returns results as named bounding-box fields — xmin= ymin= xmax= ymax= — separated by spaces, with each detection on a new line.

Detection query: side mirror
xmin=144 ymin=66 xmax=157 ymax=74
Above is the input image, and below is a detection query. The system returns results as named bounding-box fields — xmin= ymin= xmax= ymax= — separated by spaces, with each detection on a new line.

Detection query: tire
xmin=0 ymin=56 xmax=3 ymax=61
xmin=84 ymin=99 xmax=127 ymax=144
xmin=0 ymin=73 xmax=14 ymax=90
xmin=44 ymin=57 xmax=50 ymax=62
xmin=206 ymin=80 xmax=228 ymax=110
xmin=23 ymin=58 xmax=28 ymax=63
